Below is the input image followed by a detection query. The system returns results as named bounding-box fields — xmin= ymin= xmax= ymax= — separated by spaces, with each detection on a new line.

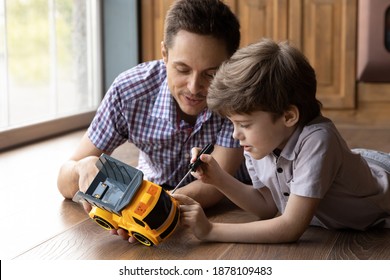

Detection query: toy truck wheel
xmin=132 ymin=232 xmax=153 ymax=247
xmin=93 ymin=216 xmax=115 ymax=230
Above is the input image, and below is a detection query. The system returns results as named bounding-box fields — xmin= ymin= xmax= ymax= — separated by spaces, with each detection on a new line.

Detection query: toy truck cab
xmin=73 ymin=154 xmax=180 ymax=246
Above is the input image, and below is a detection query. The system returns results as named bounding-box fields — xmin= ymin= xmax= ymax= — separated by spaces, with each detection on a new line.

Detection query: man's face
xmin=162 ymin=30 xmax=229 ymax=123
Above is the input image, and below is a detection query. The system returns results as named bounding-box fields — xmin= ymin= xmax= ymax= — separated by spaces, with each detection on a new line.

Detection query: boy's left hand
xmin=172 ymin=193 xmax=213 ymax=240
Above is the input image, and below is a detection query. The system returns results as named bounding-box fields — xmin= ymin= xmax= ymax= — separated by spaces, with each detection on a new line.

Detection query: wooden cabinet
xmin=140 ymin=0 xmax=357 ymax=109
xmin=232 ymin=0 xmax=290 ymax=46
xmin=140 ymin=0 xmax=175 ymax=62
xmin=300 ymin=0 xmax=357 ymax=109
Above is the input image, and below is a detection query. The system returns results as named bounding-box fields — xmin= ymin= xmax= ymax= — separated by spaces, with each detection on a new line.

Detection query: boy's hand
xmin=173 ymin=194 xmax=212 ymax=240
xmin=189 ymin=147 xmax=225 ymax=185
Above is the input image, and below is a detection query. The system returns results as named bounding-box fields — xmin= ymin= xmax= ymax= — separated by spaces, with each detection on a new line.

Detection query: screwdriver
xmin=170 ymin=144 xmax=214 ymax=194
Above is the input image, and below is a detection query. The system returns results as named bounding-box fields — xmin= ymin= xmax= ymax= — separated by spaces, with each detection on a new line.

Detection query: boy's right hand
xmin=190 ymin=147 xmax=225 ymax=186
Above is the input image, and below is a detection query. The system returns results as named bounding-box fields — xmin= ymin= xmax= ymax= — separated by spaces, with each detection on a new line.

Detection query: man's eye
xmin=176 ymin=67 xmax=190 ymax=74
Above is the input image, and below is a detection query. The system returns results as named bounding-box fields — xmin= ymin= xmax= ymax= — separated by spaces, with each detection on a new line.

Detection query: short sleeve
xmin=88 ymin=79 xmax=129 ymax=153
xmin=290 ymin=128 xmax=343 ymax=198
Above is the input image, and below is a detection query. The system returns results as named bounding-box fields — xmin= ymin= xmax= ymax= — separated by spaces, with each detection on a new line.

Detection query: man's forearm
xmin=57 ymin=160 xmax=79 ymax=199
xmin=176 ymin=181 xmax=225 ymax=208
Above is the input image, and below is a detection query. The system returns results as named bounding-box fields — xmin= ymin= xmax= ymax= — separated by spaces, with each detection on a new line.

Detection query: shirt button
xmin=283 ymin=192 xmax=290 ymax=196
xmin=277 ymin=167 xmax=283 ymax=173
xmin=185 ymin=153 xmax=190 ymax=159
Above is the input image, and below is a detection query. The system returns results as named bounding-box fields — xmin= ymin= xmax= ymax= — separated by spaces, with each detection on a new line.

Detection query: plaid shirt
xmin=88 ymin=60 xmax=241 ymax=187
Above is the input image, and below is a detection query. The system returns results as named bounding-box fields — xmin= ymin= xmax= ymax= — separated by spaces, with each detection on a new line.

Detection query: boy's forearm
xmin=208 ymin=173 xmax=273 ymax=218
xmin=202 ymin=195 xmax=318 ymax=244
xmin=204 ymin=218 xmax=302 ymax=244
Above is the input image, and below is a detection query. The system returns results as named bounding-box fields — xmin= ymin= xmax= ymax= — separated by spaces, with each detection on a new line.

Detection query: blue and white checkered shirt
xmin=88 ymin=60 xmax=244 ymax=187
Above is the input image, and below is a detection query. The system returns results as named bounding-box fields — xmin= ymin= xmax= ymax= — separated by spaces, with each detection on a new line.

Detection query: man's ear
xmin=284 ymin=105 xmax=299 ymax=127
xmin=161 ymin=41 xmax=168 ymax=64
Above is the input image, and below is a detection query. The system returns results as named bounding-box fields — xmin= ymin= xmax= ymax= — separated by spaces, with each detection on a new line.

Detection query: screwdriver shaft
xmin=171 ymin=170 xmax=192 ymax=194
xmin=170 ymin=144 xmax=214 ymax=194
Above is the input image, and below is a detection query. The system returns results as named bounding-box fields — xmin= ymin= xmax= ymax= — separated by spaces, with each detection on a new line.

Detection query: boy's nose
xmin=232 ymin=128 xmax=243 ymax=140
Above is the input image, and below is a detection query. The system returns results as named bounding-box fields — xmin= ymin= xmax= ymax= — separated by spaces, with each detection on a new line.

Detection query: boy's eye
xmin=204 ymin=71 xmax=216 ymax=80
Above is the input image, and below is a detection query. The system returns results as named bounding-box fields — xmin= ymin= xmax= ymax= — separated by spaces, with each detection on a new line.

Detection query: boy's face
xmin=228 ymin=111 xmax=297 ymax=160
xmin=162 ymin=30 xmax=229 ymax=124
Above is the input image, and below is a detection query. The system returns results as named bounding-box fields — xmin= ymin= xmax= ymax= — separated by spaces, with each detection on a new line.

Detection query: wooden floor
xmin=0 ymin=122 xmax=389 ymax=260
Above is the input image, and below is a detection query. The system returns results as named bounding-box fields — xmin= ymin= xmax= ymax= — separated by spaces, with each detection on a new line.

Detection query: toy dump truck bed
xmin=75 ymin=154 xmax=144 ymax=216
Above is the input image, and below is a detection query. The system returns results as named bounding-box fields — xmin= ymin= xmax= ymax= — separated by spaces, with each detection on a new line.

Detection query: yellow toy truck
xmin=73 ymin=154 xmax=180 ymax=246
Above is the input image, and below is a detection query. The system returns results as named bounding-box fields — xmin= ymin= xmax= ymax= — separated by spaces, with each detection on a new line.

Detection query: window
xmin=0 ymin=0 xmax=102 ymax=149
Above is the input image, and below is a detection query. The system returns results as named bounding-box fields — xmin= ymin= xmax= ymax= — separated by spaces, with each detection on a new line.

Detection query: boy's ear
xmin=284 ymin=105 xmax=299 ymax=127
xmin=161 ymin=41 xmax=168 ymax=64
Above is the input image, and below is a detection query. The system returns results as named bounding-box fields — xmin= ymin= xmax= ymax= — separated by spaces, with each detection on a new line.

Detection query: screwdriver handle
xmin=188 ymin=144 xmax=214 ymax=171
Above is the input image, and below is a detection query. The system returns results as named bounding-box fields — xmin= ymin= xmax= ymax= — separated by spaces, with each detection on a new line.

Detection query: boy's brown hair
xmin=207 ymin=38 xmax=322 ymax=126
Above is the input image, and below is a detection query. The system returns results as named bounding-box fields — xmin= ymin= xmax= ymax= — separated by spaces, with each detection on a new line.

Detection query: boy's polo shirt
xmin=246 ymin=115 xmax=390 ymax=230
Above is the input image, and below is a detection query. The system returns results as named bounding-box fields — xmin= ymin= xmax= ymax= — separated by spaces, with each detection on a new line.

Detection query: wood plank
xmin=337 ymin=126 xmax=390 ymax=152
xmin=15 ymin=197 xmax=390 ymax=260
xmin=4 ymin=126 xmax=390 ymax=260
xmin=219 ymin=227 xmax=340 ymax=260
xmin=13 ymin=200 xmax=256 ymax=260
xmin=327 ymin=229 xmax=390 ymax=259
xmin=0 ymin=130 xmax=88 ymax=259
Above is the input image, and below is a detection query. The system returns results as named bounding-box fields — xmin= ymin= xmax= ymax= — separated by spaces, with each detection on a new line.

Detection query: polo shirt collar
xmin=279 ymin=125 xmax=303 ymax=161
xmin=279 ymin=116 xmax=327 ymax=161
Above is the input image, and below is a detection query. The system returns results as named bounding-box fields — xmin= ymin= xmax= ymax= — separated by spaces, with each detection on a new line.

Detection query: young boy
xmin=173 ymin=38 xmax=390 ymax=243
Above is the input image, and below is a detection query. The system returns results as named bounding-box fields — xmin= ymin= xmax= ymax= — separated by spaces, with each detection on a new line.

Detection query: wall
xmin=103 ymin=0 xmax=139 ymax=92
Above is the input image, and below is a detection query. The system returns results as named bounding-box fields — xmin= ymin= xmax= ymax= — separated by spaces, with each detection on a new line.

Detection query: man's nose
xmin=187 ymin=73 xmax=204 ymax=94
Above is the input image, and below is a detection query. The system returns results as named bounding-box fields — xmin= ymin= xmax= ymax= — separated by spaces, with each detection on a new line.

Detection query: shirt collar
xmin=279 ymin=125 xmax=303 ymax=161
xmin=279 ymin=115 xmax=327 ymax=161
xmin=151 ymin=79 xmax=176 ymax=123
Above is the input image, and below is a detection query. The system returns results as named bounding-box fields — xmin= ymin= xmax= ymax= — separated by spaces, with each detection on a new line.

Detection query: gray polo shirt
xmin=246 ymin=116 xmax=390 ymax=230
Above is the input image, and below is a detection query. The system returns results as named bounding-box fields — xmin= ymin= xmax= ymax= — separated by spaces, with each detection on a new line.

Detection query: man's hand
xmin=110 ymin=228 xmax=138 ymax=243
xmin=75 ymin=156 xmax=100 ymax=193
xmin=70 ymin=156 xmax=99 ymax=213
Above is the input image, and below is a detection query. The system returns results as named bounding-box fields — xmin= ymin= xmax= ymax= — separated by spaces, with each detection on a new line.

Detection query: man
xmin=57 ymin=0 xmax=247 ymax=228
